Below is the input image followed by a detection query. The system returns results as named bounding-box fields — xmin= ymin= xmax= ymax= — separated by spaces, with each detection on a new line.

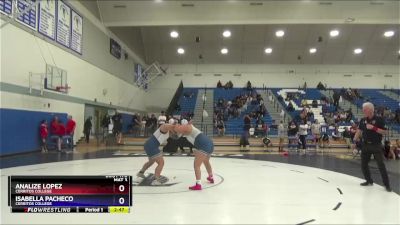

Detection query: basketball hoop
xmin=56 ymin=85 xmax=71 ymax=93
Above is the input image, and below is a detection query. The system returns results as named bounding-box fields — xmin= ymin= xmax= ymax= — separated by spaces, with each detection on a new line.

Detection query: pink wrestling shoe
xmin=189 ymin=183 xmax=202 ymax=190
xmin=207 ymin=176 xmax=214 ymax=184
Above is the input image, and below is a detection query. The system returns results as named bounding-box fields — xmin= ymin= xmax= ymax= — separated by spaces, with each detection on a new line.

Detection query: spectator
xmin=288 ymin=121 xmax=298 ymax=136
xmin=332 ymin=91 xmax=340 ymax=108
xmin=343 ymin=127 xmax=352 ymax=149
xmin=112 ymin=112 xmax=123 ymax=144
xmin=39 ymin=120 xmax=48 ymax=153
xmin=216 ymin=119 xmax=225 ymax=136
xmin=317 ymin=81 xmax=326 ymax=90
xmin=246 ymin=80 xmax=252 ymax=90
xmin=311 ymin=119 xmax=321 ymax=146
xmin=331 ymin=126 xmax=341 ymax=141
xmin=158 ymin=111 xmax=167 ymax=127
xmin=132 ymin=113 xmax=141 ymax=137
xmin=287 ymin=102 xmax=295 ymax=112
xmin=145 ymin=114 xmax=157 ymax=136
xmin=217 ymin=80 xmax=222 ymax=88
xmin=255 ymin=117 xmax=266 ymax=137
xmin=278 ymin=120 xmax=285 ymax=152
xmin=51 ymin=116 xmax=65 ymax=151
xmin=83 ymin=116 xmax=92 ymax=144
xmin=298 ymin=120 xmax=308 ymax=150
xmin=390 ymin=139 xmax=400 ymax=160
xmin=65 ymin=115 xmax=76 ymax=148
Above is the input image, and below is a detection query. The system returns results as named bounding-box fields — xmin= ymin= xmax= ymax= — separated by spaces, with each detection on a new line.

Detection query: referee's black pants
xmin=361 ymin=143 xmax=390 ymax=187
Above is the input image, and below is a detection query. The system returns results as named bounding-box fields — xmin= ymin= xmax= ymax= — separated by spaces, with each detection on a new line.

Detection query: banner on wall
xmin=0 ymin=0 xmax=12 ymax=16
xmin=56 ymin=0 xmax=71 ymax=47
xmin=16 ymin=0 xmax=37 ymax=30
xmin=134 ymin=64 xmax=142 ymax=82
xmin=38 ymin=0 xmax=56 ymax=40
xmin=110 ymin=38 xmax=121 ymax=59
xmin=70 ymin=9 xmax=82 ymax=54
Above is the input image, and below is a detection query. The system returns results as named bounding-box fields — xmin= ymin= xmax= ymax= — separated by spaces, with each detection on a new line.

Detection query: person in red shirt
xmin=50 ymin=116 xmax=65 ymax=151
xmin=39 ymin=120 xmax=48 ymax=153
xmin=66 ymin=115 xmax=76 ymax=148
xmin=66 ymin=115 xmax=76 ymax=135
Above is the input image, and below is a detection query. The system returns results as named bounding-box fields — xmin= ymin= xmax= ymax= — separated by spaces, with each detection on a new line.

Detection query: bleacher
xmin=214 ymin=88 xmax=275 ymax=136
xmin=359 ymin=89 xmax=398 ymax=112
xmin=357 ymin=89 xmax=400 ymax=133
xmin=173 ymin=88 xmax=198 ymax=116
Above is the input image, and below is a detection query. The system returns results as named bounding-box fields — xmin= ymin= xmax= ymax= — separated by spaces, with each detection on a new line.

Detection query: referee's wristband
xmin=372 ymin=126 xmax=378 ymax=132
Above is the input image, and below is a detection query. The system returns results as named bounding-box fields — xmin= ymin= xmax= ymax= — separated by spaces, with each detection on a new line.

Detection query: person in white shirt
xmin=311 ymin=119 xmax=321 ymax=145
xmin=157 ymin=111 xmax=167 ymax=127
xmin=298 ymin=120 xmax=309 ymax=150
xmin=278 ymin=121 xmax=285 ymax=152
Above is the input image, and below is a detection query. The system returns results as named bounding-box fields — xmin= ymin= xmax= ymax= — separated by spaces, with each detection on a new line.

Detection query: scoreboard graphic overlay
xmin=9 ymin=176 xmax=132 ymax=213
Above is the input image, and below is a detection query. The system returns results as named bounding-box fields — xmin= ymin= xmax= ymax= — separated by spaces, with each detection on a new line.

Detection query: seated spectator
xmin=254 ymin=118 xmax=266 ymax=137
xmin=391 ymin=139 xmax=400 ymax=160
xmin=312 ymin=99 xmax=318 ymax=108
xmin=175 ymin=103 xmax=181 ymax=112
xmin=331 ymin=126 xmax=341 ymax=141
xmin=287 ymin=121 xmax=298 ymax=136
xmin=183 ymin=91 xmax=194 ymax=98
xmin=216 ymin=119 xmax=225 ymax=136
xmin=301 ymin=99 xmax=307 ymax=107
xmin=383 ymin=140 xmax=394 ymax=160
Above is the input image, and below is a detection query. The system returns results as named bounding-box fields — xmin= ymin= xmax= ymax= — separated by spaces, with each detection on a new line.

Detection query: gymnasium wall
xmin=0 ymin=1 xmax=146 ymax=155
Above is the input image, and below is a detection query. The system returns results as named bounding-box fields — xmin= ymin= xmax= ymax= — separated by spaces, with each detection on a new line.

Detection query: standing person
xmin=158 ymin=111 xmax=167 ymax=127
xmin=354 ymin=102 xmax=391 ymax=192
xmin=65 ymin=115 xmax=76 ymax=148
xmin=146 ymin=114 xmax=157 ymax=136
xmin=311 ymin=119 xmax=321 ymax=147
xmin=240 ymin=114 xmax=252 ymax=151
xmin=39 ymin=120 xmax=48 ymax=153
xmin=173 ymin=120 xmax=214 ymax=191
xmin=298 ymin=120 xmax=308 ymax=151
xmin=83 ymin=116 xmax=92 ymax=144
xmin=112 ymin=112 xmax=123 ymax=145
xmin=278 ymin=120 xmax=285 ymax=152
xmin=136 ymin=124 xmax=176 ymax=185
xmin=50 ymin=116 xmax=65 ymax=151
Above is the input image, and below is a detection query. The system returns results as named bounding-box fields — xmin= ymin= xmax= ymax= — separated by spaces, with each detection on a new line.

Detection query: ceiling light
xmin=223 ymin=30 xmax=231 ymax=38
xmin=264 ymin=48 xmax=272 ymax=54
xmin=275 ymin=30 xmax=285 ymax=37
xmin=177 ymin=48 xmax=185 ymax=54
xmin=354 ymin=48 xmax=362 ymax=54
xmin=309 ymin=48 xmax=317 ymax=54
xmin=398 ymin=49 xmax=400 ymax=54
xmin=170 ymin=31 xmax=179 ymax=38
xmin=330 ymin=30 xmax=339 ymax=37
xmin=384 ymin=30 xmax=395 ymax=37
xmin=221 ymin=48 xmax=228 ymax=54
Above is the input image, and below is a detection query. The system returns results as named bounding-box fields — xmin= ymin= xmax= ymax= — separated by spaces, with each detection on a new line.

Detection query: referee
xmin=354 ymin=102 xmax=391 ymax=192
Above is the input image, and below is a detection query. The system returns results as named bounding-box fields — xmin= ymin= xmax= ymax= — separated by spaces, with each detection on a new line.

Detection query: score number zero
xmin=117 ymin=184 xmax=127 ymax=205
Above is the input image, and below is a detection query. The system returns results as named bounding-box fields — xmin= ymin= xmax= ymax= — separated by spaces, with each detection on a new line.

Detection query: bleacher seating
xmin=214 ymin=88 xmax=275 ymax=136
xmin=173 ymin=88 xmax=198 ymax=116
